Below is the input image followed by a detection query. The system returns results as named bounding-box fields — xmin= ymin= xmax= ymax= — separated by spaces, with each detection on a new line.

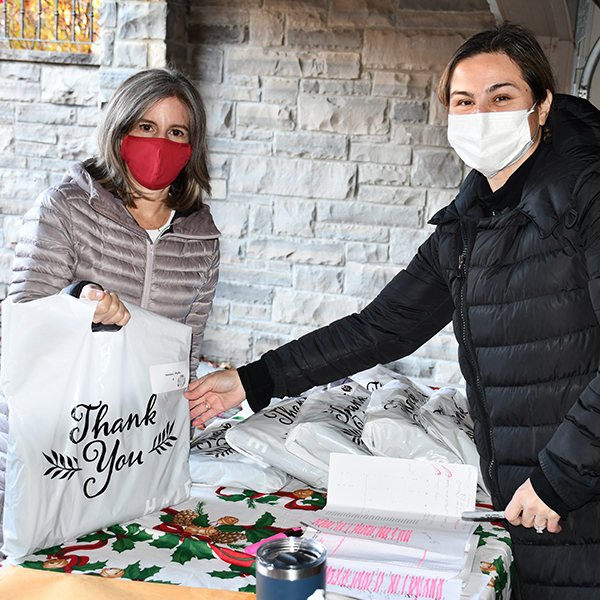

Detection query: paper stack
xmin=303 ymin=454 xmax=490 ymax=600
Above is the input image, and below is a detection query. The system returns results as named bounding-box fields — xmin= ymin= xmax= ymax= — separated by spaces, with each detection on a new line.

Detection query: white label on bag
xmin=149 ymin=361 xmax=189 ymax=394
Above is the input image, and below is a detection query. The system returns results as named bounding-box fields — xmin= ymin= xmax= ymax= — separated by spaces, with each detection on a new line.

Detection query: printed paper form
xmin=307 ymin=454 xmax=477 ymax=556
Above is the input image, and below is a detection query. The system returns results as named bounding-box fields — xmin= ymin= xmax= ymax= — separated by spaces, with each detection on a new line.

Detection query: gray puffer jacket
xmin=8 ymin=161 xmax=220 ymax=376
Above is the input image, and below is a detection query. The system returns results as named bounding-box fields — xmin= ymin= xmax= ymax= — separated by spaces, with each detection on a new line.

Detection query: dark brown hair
xmin=438 ymin=22 xmax=556 ymax=108
xmin=87 ymin=68 xmax=211 ymax=211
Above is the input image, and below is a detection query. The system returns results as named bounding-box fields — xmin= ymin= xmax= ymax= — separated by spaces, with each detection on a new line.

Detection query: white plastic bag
xmin=285 ymin=381 xmax=372 ymax=473
xmin=362 ymin=378 xmax=455 ymax=462
xmin=1 ymin=295 xmax=192 ymax=558
xmin=225 ymin=396 xmax=329 ymax=491
xmin=189 ymin=420 xmax=290 ymax=492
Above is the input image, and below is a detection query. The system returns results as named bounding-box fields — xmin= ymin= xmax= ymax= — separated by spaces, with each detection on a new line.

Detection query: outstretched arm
xmin=185 ymin=369 xmax=246 ymax=426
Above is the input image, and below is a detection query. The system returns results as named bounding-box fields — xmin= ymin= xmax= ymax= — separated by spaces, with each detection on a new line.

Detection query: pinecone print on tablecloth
xmin=212 ymin=530 xmax=246 ymax=544
xmin=173 ymin=509 xmax=199 ymax=526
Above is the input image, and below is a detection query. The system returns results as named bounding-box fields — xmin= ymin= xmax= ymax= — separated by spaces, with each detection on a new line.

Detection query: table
xmin=1 ymin=484 xmax=512 ymax=599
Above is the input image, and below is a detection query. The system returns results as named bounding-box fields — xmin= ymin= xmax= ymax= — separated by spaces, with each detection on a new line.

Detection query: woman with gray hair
xmin=0 ymin=67 xmax=220 ymax=553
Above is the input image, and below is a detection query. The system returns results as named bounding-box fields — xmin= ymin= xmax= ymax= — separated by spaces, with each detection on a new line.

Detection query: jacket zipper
xmin=458 ymin=221 xmax=501 ymax=501
xmin=141 ymin=239 xmax=154 ymax=309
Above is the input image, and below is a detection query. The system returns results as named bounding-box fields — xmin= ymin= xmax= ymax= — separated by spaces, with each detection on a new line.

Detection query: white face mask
xmin=447 ymin=105 xmax=538 ymax=178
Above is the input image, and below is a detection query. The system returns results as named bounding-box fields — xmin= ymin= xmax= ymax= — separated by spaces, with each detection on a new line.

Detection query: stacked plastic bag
xmin=191 ymin=364 xmax=483 ymax=493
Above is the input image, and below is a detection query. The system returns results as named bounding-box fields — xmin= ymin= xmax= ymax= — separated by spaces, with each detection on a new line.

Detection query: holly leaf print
xmin=123 ymin=560 xmax=162 ymax=581
xmin=76 ymin=531 xmax=113 ymax=543
xmin=192 ymin=513 xmax=210 ymax=528
xmin=20 ymin=560 xmax=46 ymax=570
xmin=124 ymin=524 xmax=154 ymax=543
xmin=209 ymin=570 xmax=242 ymax=579
xmin=245 ymin=528 xmax=278 ymax=545
xmin=254 ymin=495 xmax=280 ymax=505
xmin=255 ymin=512 xmax=276 ymax=528
xmin=238 ymin=584 xmax=256 ymax=593
xmin=172 ymin=537 xmax=213 ymax=565
xmin=33 ymin=545 xmax=64 ymax=556
xmin=150 ymin=533 xmax=181 ymax=550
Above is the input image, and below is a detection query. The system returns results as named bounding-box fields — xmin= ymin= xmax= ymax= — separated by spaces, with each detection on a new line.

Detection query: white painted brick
xmin=118 ymin=1 xmax=167 ymax=39
xmin=205 ymin=100 xmax=235 ymax=138
xmin=201 ymin=324 xmax=253 ymax=365
xmin=208 ymin=300 xmax=230 ymax=325
xmin=357 ymin=185 xmax=426 ymax=206
xmin=275 ymin=131 xmax=347 ymax=160
xmin=253 ymin=333 xmax=291 ymax=360
xmin=318 ymin=201 xmax=422 ymax=229
xmin=220 ymin=263 xmax=292 ymax=287
xmin=411 ymin=149 xmax=463 ymax=188
xmin=210 ymin=179 xmax=227 ymax=200
xmin=215 ymin=280 xmax=272 ymax=304
xmin=359 ymin=165 xmax=410 ymax=186
xmin=294 ymin=264 xmax=344 ymax=293
xmin=16 ymin=104 xmax=76 ymax=125
xmin=298 ymin=51 xmax=360 ymax=79
xmin=250 ymin=205 xmax=273 ymax=235
xmin=346 ymin=242 xmax=388 ymax=263
xmin=0 ymin=63 xmax=40 ymax=82
xmin=272 ymin=288 xmax=360 ymax=327
xmin=228 ymin=48 xmax=302 ymax=77
xmin=300 ymin=78 xmax=371 ymax=95
xmin=15 ymin=123 xmax=58 ymax=145
xmin=372 ymin=71 xmax=430 ymax=99
xmin=237 ymin=102 xmax=294 ymax=132
xmin=345 ymin=262 xmax=398 ymax=297
xmin=56 ymin=126 xmax=97 ymax=161
xmin=426 ymin=189 xmax=459 ymax=221
xmin=230 ymin=156 xmax=356 ymax=200
xmin=363 ymin=30 xmax=465 ymax=71
xmin=219 ymin=238 xmax=245 ymax=265
xmin=299 ymin=94 xmax=388 ymax=135
xmin=3 ymin=215 xmax=23 ymax=250
xmin=113 ymin=41 xmax=148 ymax=69
xmin=350 ymin=142 xmax=411 ymax=165
xmin=273 ymin=198 xmax=315 ymax=237
xmin=393 ymin=124 xmax=450 ymax=148
xmin=250 ymin=10 xmax=284 ymax=46
xmin=315 ymin=222 xmax=389 ymax=243
xmin=232 ymin=303 xmax=271 ymax=321
xmin=0 ymin=79 xmax=40 ymax=103
xmin=77 ymin=107 xmax=101 ymax=127
xmin=248 ymin=238 xmax=344 ymax=265
xmin=209 ymin=201 xmax=247 ymax=238
xmin=0 ymin=125 xmax=14 ymax=156
xmin=262 ymin=77 xmax=299 ymax=104
xmin=390 ymin=227 xmax=431 ymax=265
xmin=209 ymin=138 xmax=271 ymax=156
xmin=329 ymin=0 xmax=394 ymax=27
xmin=0 ymin=169 xmax=48 ymax=200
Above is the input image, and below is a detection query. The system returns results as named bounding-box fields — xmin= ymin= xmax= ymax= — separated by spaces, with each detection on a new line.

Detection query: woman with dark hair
xmin=0 ymin=68 xmax=219 ymax=552
xmin=186 ymin=23 xmax=600 ymax=598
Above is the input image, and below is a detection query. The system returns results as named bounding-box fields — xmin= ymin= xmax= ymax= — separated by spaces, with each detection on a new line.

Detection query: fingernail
xmin=91 ymin=290 xmax=104 ymax=300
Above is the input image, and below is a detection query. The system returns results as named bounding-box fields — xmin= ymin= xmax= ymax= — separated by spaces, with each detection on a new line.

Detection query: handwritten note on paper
xmin=307 ymin=454 xmax=478 ymax=556
xmin=327 ymin=454 xmax=477 ymax=519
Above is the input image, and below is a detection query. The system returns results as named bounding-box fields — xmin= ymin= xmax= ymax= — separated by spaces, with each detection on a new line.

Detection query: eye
xmin=170 ymin=128 xmax=186 ymax=137
xmin=493 ymin=95 xmax=511 ymax=103
xmin=139 ymin=123 xmax=153 ymax=132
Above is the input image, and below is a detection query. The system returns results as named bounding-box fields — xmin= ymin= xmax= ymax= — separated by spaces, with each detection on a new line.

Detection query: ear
xmin=538 ymin=90 xmax=553 ymax=126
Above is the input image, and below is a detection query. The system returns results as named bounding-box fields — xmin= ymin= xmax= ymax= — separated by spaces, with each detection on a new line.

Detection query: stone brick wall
xmin=0 ymin=0 xmax=167 ymax=291
xmin=173 ymin=0 xmax=496 ymax=383
xmin=0 ymin=0 xmax=498 ymax=384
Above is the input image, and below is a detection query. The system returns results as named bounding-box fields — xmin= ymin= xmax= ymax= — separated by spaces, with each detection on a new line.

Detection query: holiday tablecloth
xmin=0 ymin=485 xmax=512 ymax=599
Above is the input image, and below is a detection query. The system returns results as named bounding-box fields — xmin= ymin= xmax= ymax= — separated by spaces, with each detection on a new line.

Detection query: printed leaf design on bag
xmin=150 ymin=532 xmax=181 ymax=550
xmin=42 ymin=450 xmax=83 ymax=480
xmin=149 ymin=420 xmax=178 ymax=455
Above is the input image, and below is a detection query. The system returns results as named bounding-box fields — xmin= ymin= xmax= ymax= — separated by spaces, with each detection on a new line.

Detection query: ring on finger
xmin=205 ymin=402 xmax=211 ymax=410
xmin=534 ymin=524 xmax=545 ymax=534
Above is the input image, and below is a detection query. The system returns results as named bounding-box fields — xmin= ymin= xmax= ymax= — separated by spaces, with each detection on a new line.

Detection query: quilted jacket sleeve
xmin=9 ymin=187 xmax=78 ymax=302
xmin=240 ymin=231 xmax=456 ymax=411
xmin=533 ymin=167 xmax=600 ymax=513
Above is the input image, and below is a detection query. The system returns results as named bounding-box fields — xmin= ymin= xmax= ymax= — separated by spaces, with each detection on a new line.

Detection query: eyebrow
xmin=450 ymin=81 xmax=519 ymax=98
xmin=138 ymin=117 xmax=189 ymax=131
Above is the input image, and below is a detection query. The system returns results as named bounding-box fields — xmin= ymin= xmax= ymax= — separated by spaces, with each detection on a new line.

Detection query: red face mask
xmin=120 ymin=135 xmax=192 ymax=191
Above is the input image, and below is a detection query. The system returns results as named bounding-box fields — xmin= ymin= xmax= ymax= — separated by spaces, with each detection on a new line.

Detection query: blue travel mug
xmin=256 ymin=537 xmax=327 ymax=600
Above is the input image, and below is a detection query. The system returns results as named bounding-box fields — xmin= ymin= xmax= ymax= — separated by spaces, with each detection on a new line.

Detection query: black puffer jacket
xmin=240 ymin=95 xmax=600 ymax=598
